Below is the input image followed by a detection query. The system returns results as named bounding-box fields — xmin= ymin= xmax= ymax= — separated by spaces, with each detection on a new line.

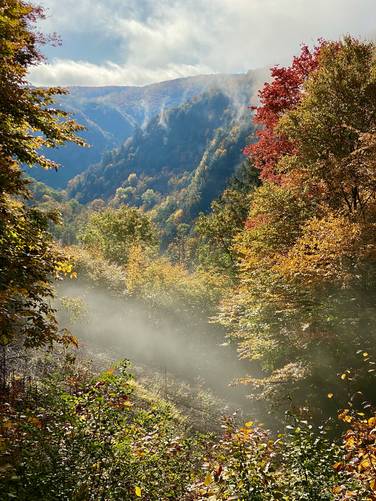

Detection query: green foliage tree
xmin=194 ymin=161 xmax=259 ymax=274
xmin=141 ymin=188 xmax=160 ymax=209
xmin=0 ymin=1 xmax=84 ymax=349
xmin=30 ymin=178 xmax=87 ymax=244
xmin=79 ymin=205 xmax=158 ymax=266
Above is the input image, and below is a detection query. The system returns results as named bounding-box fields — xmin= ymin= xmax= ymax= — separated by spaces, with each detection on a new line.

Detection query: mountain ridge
xmin=29 ymin=69 xmax=266 ymax=190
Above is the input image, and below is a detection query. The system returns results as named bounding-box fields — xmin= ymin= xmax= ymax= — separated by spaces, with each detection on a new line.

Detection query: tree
xmin=141 ymin=188 xmax=160 ymax=209
xmin=0 ymin=1 xmax=84 ymax=350
xmin=244 ymin=42 xmax=323 ymax=181
xmin=194 ymin=160 xmax=259 ymax=274
xmin=79 ymin=206 xmax=158 ymax=266
xmin=278 ymin=37 xmax=376 ymax=216
xmin=219 ymin=38 xmax=376 ymax=412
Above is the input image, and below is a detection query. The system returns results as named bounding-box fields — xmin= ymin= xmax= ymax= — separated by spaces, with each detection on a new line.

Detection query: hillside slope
xmin=30 ymin=72 xmax=264 ymax=189
xmin=66 ymin=71 xmax=262 ymax=224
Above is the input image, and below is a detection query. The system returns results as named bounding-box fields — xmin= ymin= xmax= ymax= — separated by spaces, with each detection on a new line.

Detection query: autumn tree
xmin=278 ymin=38 xmax=376 ymax=215
xmin=219 ymin=38 xmax=376 ymax=412
xmin=0 ymin=1 xmax=84 ymax=349
xmin=244 ymin=42 xmax=323 ymax=181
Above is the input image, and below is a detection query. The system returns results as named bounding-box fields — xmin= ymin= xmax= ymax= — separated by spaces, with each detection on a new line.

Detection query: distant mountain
xmin=29 ymin=71 xmax=267 ymax=190
xmin=29 ymin=102 xmax=134 ymax=189
xmin=66 ymin=70 xmax=264 ymax=224
xmin=67 ymin=91 xmax=232 ymax=201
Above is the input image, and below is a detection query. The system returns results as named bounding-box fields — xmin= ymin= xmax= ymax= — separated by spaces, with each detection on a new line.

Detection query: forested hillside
xmin=67 ymin=90 xmax=254 ymax=227
xmin=29 ymin=71 xmax=265 ymax=190
xmin=29 ymin=100 xmax=134 ymax=188
xmin=1 ymin=2 xmax=376 ymax=500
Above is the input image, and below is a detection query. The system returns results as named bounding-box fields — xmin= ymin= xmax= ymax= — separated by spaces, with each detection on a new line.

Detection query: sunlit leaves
xmin=125 ymin=243 xmax=227 ymax=312
xmin=0 ymin=1 xmax=84 ymax=349
xmin=0 ymin=3 xmax=85 ymax=178
xmin=217 ymin=38 xmax=376 ymax=411
xmin=244 ymin=42 xmax=324 ymax=181
xmin=0 ymin=194 xmax=72 ymax=347
xmin=135 ymin=485 xmax=142 ymax=497
xmin=204 ymin=473 xmax=213 ymax=486
xmin=79 ymin=205 xmax=158 ymax=266
xmin=335 ymin=407 xmax=376 ymax=500
xmin=190 ymin=417 xmax=343 ymax=500
xmin=275 ymin=213 xmax=362 ymax=284
xmin=278 ymin=37 xmax=376 ymax=216
xmin=0 ymin=361 xmax=208 ymax=499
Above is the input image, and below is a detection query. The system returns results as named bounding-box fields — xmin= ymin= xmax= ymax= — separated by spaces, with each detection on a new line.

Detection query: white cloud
xmin=28 ymin=59 xmax=213 ymax=87
xmin=32 ymin=0 xmax=376 ymax=86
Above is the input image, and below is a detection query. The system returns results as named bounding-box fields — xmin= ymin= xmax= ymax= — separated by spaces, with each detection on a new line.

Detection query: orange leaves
xmin=227 ymin=40 xmax=376 ymax=409
xmin=60 ymin=332 xmax=79 ymax=348
xmin=338 ymin=410 xmax=354 ymax=424
xmin=334 ymin=409 xmax=376 ymax=500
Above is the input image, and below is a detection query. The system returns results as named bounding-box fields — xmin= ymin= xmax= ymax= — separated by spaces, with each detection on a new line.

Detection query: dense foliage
xmin=1 ymin=354 xmax=375 ymax=500
xmin=79 ymin=206 xmax=158 ymax=266
xmin=218 ymin=37 xmax=376 ymax=412
xmin=0 ymin=5 xmax=375 ymax=498
xmin=243 ymin=42 xmax=323 ymax=181
xmin=0 ymin=358 xmax=208 ymax=500
xmin=194 ymin=160 xmax=259 ymax=274
xmin=0 ymin=0 xmax=83 ymax=349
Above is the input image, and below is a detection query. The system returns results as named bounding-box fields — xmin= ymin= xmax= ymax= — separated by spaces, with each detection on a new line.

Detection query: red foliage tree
xmin=245 ymin=43 xmax=324 ymax=181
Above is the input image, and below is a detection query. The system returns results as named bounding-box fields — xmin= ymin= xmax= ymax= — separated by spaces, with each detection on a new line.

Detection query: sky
xmin=29 ymin=0 xmax=376 ymax=87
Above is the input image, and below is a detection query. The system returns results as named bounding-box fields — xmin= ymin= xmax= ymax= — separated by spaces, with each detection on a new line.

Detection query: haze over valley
xmin=2 ymin=1 xmax=376 ymax=499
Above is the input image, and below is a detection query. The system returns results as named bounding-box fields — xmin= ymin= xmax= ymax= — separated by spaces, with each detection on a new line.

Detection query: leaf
xmin=28 ymin=417 xmax=42 ymax=428
xmin=135 ymin=486 xmax=142 ymax=497
xmin=359 ymin=458 xmax=371 ymax=471
xmin=204 ymin=473 xmax=213 ymax=486
xmin=345 ymin=436 xmax=355 ymax=448
xmin=368 ymin=417 xmax=376 ymax=427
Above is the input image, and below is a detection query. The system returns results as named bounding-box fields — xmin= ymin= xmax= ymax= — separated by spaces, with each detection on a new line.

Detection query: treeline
xmin=0 ymin=2 xmax=375 ymax=500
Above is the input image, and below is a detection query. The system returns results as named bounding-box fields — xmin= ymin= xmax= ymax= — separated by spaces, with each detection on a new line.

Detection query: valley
xmin=1 ymin=2 xmax=376 ymax=498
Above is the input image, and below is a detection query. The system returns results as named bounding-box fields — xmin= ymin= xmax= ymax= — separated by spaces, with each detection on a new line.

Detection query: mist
xmin=57 ymin=280 xmax=258 ymax=414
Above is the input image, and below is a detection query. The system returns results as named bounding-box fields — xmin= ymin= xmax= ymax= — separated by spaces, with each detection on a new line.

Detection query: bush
xmin=0 ymin=360 xmax=207 ymax=500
